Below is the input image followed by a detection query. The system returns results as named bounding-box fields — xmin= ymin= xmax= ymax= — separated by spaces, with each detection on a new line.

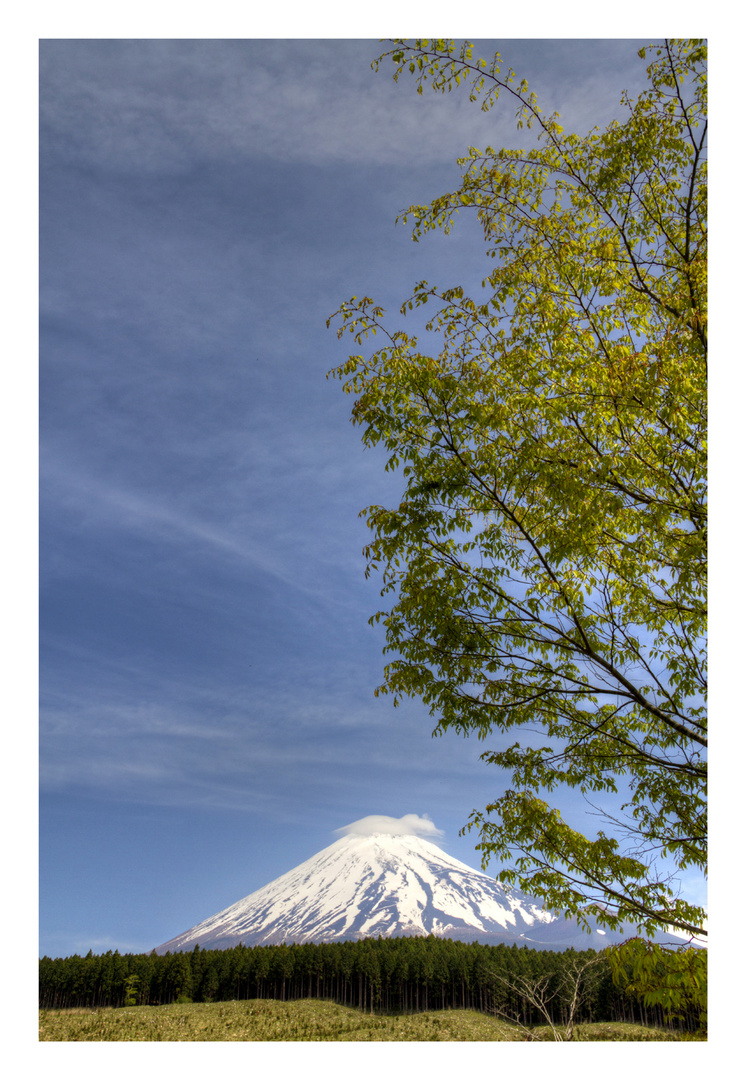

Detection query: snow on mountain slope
xmin=156 ymin=815 xmax=674 ymax=954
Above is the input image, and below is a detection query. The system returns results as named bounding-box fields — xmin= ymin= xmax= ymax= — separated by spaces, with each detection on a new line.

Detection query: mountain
xmin=156 ymin=816 xmax=686 ymax=954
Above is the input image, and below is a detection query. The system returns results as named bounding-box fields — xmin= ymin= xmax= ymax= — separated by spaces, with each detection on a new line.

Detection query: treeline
xmin=38 ymin=935 xmax=701 ymax=1032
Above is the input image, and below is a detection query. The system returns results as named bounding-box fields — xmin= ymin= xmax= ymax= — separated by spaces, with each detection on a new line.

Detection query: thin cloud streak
xmin=41 ymin=455 xmax=360 ymax=606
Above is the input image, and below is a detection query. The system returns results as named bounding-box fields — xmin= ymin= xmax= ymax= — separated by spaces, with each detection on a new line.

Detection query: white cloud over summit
xmin=336 ymin=814 xmax=444 ymax=839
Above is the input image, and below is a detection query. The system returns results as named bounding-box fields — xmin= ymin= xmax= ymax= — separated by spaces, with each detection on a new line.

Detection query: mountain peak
xmin=156 ymin=816 xmax=684 ymax=954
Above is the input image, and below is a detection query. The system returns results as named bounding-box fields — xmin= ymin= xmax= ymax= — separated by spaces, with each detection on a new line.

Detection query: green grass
xmin=38 ymin=998 xmax=687 ymax=1042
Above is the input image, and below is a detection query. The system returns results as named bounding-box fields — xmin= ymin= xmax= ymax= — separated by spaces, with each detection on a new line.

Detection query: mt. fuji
xmin=156 ymin=814 xmax=682 ymax=954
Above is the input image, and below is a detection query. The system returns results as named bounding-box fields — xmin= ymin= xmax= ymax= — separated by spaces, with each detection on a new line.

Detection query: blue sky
xmin=35 ymin=32 xmax=713 ymax=961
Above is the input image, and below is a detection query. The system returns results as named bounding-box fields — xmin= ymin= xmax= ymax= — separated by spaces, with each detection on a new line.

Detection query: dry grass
xmin=530 ymin=1021 xmax=683 ymax=1042
xmin=38 ymin=999 xmax=685 ymax=1042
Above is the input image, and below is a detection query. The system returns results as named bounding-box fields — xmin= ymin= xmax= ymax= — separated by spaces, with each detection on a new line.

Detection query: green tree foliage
xmin=607 ymin=938 xmax=707 ymax=1037
xmin=123 ymin=974 xmax=139 ymax=1007
xmin=328 ymin=39 xmax=706 ymax=939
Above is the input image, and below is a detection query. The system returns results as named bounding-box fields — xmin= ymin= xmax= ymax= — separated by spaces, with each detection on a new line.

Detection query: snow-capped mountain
xmin=156 ymin=815 xmax=685 ymax=954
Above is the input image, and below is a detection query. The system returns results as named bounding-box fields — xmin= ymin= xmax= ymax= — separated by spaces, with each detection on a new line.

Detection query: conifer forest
xmin=38 ymin=935 xmax=704 ymax=1035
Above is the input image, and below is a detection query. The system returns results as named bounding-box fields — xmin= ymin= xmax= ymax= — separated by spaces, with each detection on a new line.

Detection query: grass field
xmin=38 ymin=998 xmax=685 ymax=1041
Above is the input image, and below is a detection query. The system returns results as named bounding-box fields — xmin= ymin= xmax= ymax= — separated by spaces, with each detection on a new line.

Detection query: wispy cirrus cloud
xmin=39 ymin=40 xmax=506 ymax=172
xmin=42 ymin=456 xmax=326 ymax=596
xmin=40 ymin=39 xmax=650 ymax=177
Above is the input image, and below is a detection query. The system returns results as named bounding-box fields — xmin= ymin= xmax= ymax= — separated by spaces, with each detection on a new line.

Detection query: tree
xmin=123 ymin=973 xmax=140 ymax=1007
xmin=329 ymin=39 xmax=706 ymax=940
xmin=488 ymin=952 xmax=604 ymax=1041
